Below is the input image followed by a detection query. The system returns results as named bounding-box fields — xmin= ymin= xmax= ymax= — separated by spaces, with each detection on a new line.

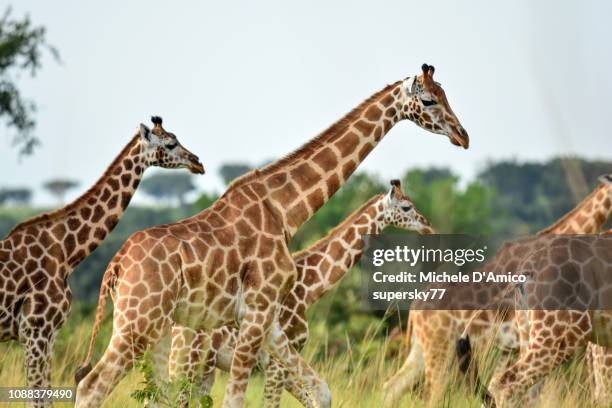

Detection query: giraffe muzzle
xmin=188 ymin=155 xmax=205 ymax=174
xmin=450 ymin=126 xmax=469 ymax=149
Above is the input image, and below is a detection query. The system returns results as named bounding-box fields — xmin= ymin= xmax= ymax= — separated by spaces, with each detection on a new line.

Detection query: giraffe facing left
xmin=0 ymin=116 xmax=204 ymax=407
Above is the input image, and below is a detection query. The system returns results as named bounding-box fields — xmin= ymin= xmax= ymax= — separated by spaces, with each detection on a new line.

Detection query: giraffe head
xmin=383 ymin=179 xmax=435 ymax=234
xmin=401 ymin=64 xmax=469 ymax=149
xmin=139 ymin=116 xmax=205 ymax=174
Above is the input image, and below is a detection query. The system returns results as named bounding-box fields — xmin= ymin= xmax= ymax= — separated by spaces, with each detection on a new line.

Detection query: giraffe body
xmin=383 ymin=175 xmax=612 ymax=406
xmin=75 ymin=65 xmax=469 ymax=408
xmin=0 ymin=117 xmax=203 ymax=407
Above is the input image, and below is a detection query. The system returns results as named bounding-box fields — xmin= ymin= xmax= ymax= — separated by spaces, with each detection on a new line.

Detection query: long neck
xmin=538 ymin=183 xmax=612 ymax=235
xmin=8 ymin=135 xmax=148 ymax=272
xmin=226 ymin=82 xmax=404 ymax=237
xmin=293 ymin=195 xmax=386 ymax=306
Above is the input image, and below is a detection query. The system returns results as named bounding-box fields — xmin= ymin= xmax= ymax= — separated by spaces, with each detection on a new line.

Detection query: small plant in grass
xmin=130 ymin=349 xmax=213 ymax=407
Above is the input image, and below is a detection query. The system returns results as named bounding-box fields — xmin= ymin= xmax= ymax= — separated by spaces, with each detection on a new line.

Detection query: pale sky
xmin=2 ymin=0 xmax=611 ymax=205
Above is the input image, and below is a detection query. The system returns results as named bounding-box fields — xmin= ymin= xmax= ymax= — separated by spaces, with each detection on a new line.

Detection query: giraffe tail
xmin=456 ymin=332 xmax=494 ymax=405
xmin=75 ymin=262 xmax=117 ymax=385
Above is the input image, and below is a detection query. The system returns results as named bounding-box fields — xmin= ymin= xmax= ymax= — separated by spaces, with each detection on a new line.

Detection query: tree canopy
xmin=0 ymin=7 xmax=58 ymax=155
xmin=140 ymin=172 xmax=197 ymax=206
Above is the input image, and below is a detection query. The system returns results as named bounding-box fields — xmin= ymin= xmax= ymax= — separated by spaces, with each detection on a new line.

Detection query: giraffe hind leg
xmin=382 ymin=339 xmax=424 ymax=407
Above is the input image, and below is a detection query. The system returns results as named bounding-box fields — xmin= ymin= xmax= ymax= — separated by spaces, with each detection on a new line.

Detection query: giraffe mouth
xmin=189 ymin=161 xmax=205 ymax=174
xmin=450 ymin=126 xmax=469 ymax=149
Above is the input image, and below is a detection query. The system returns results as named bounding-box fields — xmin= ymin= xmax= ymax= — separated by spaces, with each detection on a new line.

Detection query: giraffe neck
xmin=294 ymin=194 xmax=387 ymax=306
xmin=224 ymin=82 xmax=404 ymax=237
xmin=8 ymin=135 xmax=149 ymax=272
xmin=538 ymin=183 xmax=612 ymax=234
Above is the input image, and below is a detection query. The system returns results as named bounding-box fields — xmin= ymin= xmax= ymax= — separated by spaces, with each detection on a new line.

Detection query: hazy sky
xmin=3 ymin=0 xmax=611 ymax=205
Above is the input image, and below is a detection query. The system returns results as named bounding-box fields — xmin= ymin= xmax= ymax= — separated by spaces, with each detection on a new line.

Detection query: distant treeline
xmin=1 ymin=157 xmax=610 ymax=308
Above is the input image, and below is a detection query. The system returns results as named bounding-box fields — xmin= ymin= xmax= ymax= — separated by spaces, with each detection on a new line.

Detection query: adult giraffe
xmin=75 ymin=64 xmax=469 ymax=408
xmin=0 ymin=116 xmax=203 ymax=407
xmin=163 ymin=179 xmax=434 ymax=407
xmin=383 ymin=174 xmax=612 ymax=406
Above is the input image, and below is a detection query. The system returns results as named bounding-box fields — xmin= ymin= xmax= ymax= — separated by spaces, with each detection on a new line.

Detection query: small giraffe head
xmin=401 ymin=64 xmax=469 ymax=149
xmin=139 ymin=116 xmax=205 ymax=174
xmin=383 ymin=179 xmax=435 ymax=234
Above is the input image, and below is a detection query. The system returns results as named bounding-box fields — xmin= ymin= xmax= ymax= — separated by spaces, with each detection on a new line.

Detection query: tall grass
xmin=0 ymin=309 xmax=603 ymax=408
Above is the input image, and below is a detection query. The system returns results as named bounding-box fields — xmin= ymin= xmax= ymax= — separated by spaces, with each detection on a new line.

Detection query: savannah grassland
xmin=0 ymin=305 xmax=602 ymax=408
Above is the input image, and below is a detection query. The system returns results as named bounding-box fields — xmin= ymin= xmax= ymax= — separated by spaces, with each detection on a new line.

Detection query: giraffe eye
xmin=422 ymin=99 xmax=437 ymax=107
xmin=166 ymin=143 xmax=178 ymax=150
xmin=401 ymin=205 xmax=412 ymax=212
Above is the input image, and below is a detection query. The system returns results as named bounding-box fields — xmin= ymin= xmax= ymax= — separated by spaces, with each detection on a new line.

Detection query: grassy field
xmin=0 ymin=310 xmax=602 ymax=408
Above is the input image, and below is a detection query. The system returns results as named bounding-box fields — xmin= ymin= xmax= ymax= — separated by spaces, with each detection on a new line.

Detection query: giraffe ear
xmin=139 ymin=123 xmax=151 ymax=141
xmin=389 ymin=179 xmax=401 ymax=199
xmin=404 ymin=76 xmax=417 ymax=95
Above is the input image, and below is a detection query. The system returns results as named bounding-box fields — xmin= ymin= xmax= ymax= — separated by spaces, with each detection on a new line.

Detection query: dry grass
xmin=0 ymin=315 xmax=603 ymax=408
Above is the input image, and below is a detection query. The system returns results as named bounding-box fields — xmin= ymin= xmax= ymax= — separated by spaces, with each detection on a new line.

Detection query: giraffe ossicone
xmin=0 ymin=116 xmax=203 ymax=408
xmin=74 ymin=65 xmax=469 ymax=408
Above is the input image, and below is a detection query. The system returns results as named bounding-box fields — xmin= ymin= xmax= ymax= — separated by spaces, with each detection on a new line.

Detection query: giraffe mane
xmin=5 ymin=134 xmax=141 ymax=238
xmin=536 ymin=182 xmax=606 ymax=235
xmin=222 ymin=81 xmax=402 ymax=197
xmin=292 ymin=194 xmax=385 ymax=259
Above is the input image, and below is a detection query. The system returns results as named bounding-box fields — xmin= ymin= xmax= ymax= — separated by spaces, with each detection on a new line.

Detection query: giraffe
xmin=74 ymin=64 xmax=469 ymax=408
xmin=586 ymin=295 xmax=612 ymax=405
xmin=161 ymin=179 xmax=435 ymax=407
xmin=479 ymin=232 xmax=612 ymax=407
xmin=382 ymin=174 xmax=612 ymax=406
xmin=0 ymin=116 xmax=204 ymax=407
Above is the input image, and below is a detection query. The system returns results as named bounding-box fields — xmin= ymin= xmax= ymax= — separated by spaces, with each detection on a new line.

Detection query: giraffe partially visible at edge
xmin=0 ymin=116 xmax=204 ymax=408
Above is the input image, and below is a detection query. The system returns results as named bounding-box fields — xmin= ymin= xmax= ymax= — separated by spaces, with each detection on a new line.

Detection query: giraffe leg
xmin=17 ymin=300 xmax=63 ymax=408
xmin=75 ymin=330 xmax=143 ymax=408
xmin=421 ymin=339 xmax=452 ymax=401
xmin=221 ymin=305 xmax=272 ymax=408
xmin=75 ymin=297 xmax=174 ymax=407
xmin=589 ymin=343 xmax=612 ymax=405
xmin=382 ymin=339 xmax=424 ymax=407
xmin=262 ymin=358 xmax=316 ymax=408
xmin=169 ymin=325 xmax=208 ymax=407
xmin=263 ymin=358 xmax=284 ymax=407
xmin=263 ymin=320 xmax=330 ymax=408
xmin=20 ymin=330 xmax=54 ymax=408
xmin=143 ymin=332 xmax=172 ymax=408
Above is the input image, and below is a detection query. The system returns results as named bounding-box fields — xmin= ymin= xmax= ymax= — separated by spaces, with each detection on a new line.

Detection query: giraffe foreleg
xmin=20 ymin=329 xmax=54 ymax=408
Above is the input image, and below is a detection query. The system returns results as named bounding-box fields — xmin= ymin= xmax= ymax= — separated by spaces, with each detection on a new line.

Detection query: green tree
xmin=140 ymin=172 xmax=197 ymax=207
xmin=403 ymin=168 xmax=495 ymax=235
xmin=218 ymin=163 xmax=253 ymax=185
xmin=0 ymin=186 xmax=31 ymax=205
xmin=0 ymin=7 xmax=59 ymax=155
xmin=43 ymin=178 xmax=79 ymax=205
